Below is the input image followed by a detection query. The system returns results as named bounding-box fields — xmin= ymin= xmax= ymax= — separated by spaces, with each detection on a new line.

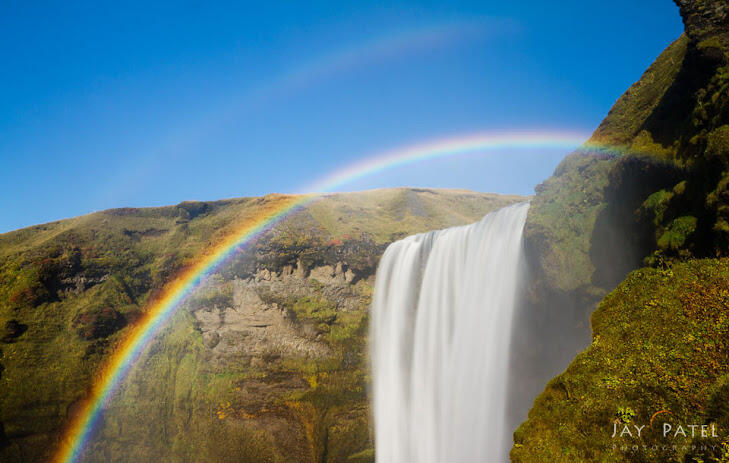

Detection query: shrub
xmin=73 ymin=307 xmax=127 ymax=340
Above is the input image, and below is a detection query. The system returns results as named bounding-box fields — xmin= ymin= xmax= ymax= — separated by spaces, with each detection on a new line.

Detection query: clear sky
xmin=1 ymin=1 xmax=683 ymax=233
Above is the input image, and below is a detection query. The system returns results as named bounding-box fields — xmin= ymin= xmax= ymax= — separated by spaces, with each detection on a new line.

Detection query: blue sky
xmin=1 ymin=1 xmax=683 ymax=233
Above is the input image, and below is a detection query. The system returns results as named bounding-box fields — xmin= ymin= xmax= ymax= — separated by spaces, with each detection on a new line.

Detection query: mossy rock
xmin=657 ymin=215 xmax=698 ymax=251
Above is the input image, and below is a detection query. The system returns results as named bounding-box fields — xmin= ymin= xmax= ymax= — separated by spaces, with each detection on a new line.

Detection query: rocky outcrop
xmin=674 ymin=0 xmax=729 ymax=46
xmin=192 ymin=275 xmax=335 ymax=361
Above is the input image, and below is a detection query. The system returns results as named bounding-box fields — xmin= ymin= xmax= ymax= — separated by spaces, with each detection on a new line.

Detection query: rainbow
xmin=303 ymin=131 xmax=593 ymax=192
xmin=53 ymin=130 xmax=591 ymax=462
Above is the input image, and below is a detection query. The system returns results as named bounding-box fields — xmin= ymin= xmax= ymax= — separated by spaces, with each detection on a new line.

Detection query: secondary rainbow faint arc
xmin=54 ymin=129 xmax=589 ymax=463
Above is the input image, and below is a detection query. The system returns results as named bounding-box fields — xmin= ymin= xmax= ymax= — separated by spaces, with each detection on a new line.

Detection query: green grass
xmin=513 ymin=259 xmax=729 ymax=462
xmin=590 ymin=35 xmax=690 ymax=149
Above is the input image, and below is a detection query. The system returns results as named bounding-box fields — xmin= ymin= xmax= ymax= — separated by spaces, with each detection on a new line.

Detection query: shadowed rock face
xmin=1 ymin=321 xmax=27 ymax=343
xmin=675 ymin=0 xmax=729 ymax=45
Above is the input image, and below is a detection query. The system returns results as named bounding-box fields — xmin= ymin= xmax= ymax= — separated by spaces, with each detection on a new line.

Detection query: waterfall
xmin=370 ymin=202 xmax=529 ymax=463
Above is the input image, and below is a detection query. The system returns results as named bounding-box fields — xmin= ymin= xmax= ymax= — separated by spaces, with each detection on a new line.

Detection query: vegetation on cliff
xmin=526 ymin=0 xmax=729 ymax=295
xmin=516 ymin=0 xmax=729 ymax=460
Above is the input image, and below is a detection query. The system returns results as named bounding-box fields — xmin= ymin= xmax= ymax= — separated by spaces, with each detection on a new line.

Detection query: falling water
xmin=370 ymin=202 xmax=529 ymax=462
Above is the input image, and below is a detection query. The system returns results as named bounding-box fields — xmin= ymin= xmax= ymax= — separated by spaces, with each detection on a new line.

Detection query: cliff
xmin=0 ymin=188 xmax=524 ymax=462
xmin=513 ymin=0 xmax=729 ymax=460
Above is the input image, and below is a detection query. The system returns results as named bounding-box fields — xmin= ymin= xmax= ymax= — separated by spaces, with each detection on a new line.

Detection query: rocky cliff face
xmin=513 ymin=0 xmax=729 ymax=421
xmin=0 ymin=188 xmax=524 ymax=462
xmin=675 ymin=0 xmax=729 ymax=46
xmin=513 ymin=1 xmax=729 ymax=460
xmin=525 ymin=0 xmax=729 ymax=297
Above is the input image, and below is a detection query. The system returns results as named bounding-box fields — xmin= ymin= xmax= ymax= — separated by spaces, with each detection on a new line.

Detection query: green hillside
xmin=0 ymin=188 xmax=523 ymax=462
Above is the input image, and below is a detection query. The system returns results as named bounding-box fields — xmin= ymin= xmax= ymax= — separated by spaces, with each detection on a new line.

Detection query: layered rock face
xmin=90 ymin=246 xmax=379 ymax=463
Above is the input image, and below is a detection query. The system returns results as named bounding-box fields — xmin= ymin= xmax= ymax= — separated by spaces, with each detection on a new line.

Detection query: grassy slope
xmin=513 ymin=259 xmax=729 ymax=462
xmin=0 ymin=188 xmax=524 ymax=462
